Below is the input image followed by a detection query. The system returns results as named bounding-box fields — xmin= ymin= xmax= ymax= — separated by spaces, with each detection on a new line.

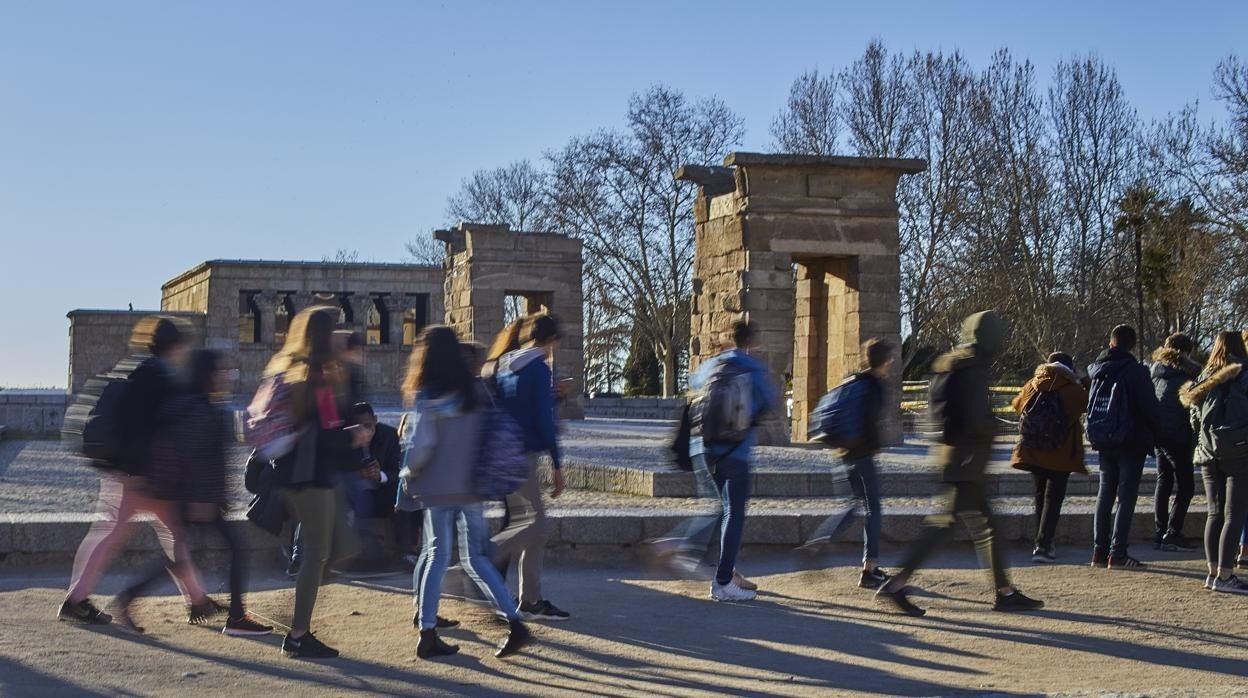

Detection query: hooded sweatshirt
xmin=928 ymin=310 xmax=1006 ymax=482
xmin=494 ymin=347 xmax=561 ymax=469
xmin=1150 ymin=347 xmax=1202 ymax=445
xmin=1086 ymin=346 xmax=1162 ymax=453
xmin=395 ymin=389 xmax=485 ymax=510
xmin=1010 ymin=362 xmax=1089 ymax=474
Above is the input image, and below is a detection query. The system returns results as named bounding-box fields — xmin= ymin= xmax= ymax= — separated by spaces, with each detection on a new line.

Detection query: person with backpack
xmin=876 ymin=310 xmax=1043 ymax=616
xmin=113 ymin=349 xmax=273 ymax=635
xmin=489 ymin=314 xmax=570 ymax=621
xmin=1085 ymin=325 xmax=1163 ymax=570
xmin=689 ymin=320 xmax=778 ymax=602
xmin=803 ymin=338 xmax=896 ymax=589
xmin=397 ymin=325 xmax=531 ymax=659
xmin=59 ymin=316 xmax=214 ymax=627
xmin=1151 ymin=333 xmax=1203 ymax=552
xmin=1179 ymin=331 xmax=1248 ymax=594
xmin=258 ymin=306 xmax=372 ymax=659
xmin=1010 ymin=352 xmax=1088 ymax=564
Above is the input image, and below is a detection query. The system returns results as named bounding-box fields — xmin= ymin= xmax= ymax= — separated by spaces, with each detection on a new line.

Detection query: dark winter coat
xmin=149 ymin=393 xmax=230 ymax=504
xmin=843 ymin=372 xmax=885 ymax=462
xmin=366 ymin=422 xmax=402 ymax=515
xmin=930 ymin=311 xmax=1007 ymax=483
xmin=118 ymin=355 xmax=182 ymax=476
xmin=1086 ymin=347 xmax=1163 ymax=453
xmin=1179 ymin=362 xmax=1248 ymax=472
xmin=1010 ymin=362 xmax=1089 ymax=475
xmin=1150 ymin=347 xmax=1201 ymax=447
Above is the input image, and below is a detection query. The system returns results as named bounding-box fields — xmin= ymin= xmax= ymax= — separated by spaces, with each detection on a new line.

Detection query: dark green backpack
xmin=1197 ymin=371 xmax=1248 ymax=462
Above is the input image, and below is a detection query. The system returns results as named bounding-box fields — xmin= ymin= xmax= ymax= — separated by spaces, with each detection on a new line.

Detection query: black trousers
xmin=1155 ymin=440 xmax=1196 ymax=541
xmin=1031 ymin=470 xmax=1070 ymax=550
xmin=1202 ymin=463 xmax=1248 ymax=572
xmin=897 ymin=480 xmax=1010 ymax=591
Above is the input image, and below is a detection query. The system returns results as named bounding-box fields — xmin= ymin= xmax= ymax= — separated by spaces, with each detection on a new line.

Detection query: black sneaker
xmin=495 ymin=619 xmax=531 ymax=658
xmin=1213 ymin=575 xmax=1248 ymax=595
xmin=1157 ymin=534 xmax=1198 ymax=552
xmin=1031 ymin=547 xmax=1056 ymax=564
xmin=223 ymin=614 xmax=275 ymax=636
xmin=188 ymin=598 xmax=228 ymax=625
xmin=874 ymin=584 xmax=926 ymax=617
xmin=282 ymin=631 xmax=339 ymax=659
xmin=519 ymin=599 xmax=570 ymax=621
xmin=58 ymin=598 xmax=112 ymax=625
xmin=858 ymin=568 xmax=890 ymax=590
xmin=993 ymin=590 xmax=1045 ymax=613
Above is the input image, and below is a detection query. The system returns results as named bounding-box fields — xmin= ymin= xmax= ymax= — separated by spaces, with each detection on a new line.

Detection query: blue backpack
xmin=807 ymin=374 xmax=871 ymax=448
xmin=474 ymin=402 xmax=532 ymax=498
xmin=1085 ymin=368 xmax=1131 ymax=450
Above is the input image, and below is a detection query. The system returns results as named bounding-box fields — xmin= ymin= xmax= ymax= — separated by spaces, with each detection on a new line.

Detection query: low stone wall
xmin=0 ymin=390 xmax=68 ymax=439
xmin=584 ymin=397 xmax=683 ymax=421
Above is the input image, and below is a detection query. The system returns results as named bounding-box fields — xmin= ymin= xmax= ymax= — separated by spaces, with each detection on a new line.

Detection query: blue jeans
xmin=415 ymin=503 xmax=518 ymax=630
xmin=810 ymin=456 xmax=882 ymax=563
xmin=711 ymin=456 xmax=751 ymax=586
xmin=664 ymin=454 xmax=722 ymax=553
xmin=1094 ymin=449 xmax=1146 ymax=557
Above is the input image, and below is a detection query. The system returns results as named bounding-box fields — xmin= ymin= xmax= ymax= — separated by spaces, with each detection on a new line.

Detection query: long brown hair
xmin=402 ymin=325 xmax=478 ymax=410
xmin=1205 ymin=331 xmax=1248 ymax=372
xmin=486 ymin=319 xmax=524 ymax=363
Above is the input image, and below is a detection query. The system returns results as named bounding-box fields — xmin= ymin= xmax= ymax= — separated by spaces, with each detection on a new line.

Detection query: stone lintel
xmin=724 ymin=152 xmax=927 ymax=174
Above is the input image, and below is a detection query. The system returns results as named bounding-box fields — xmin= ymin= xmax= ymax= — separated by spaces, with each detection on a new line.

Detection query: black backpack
xmin=692 ymin=361 xmax=754 ymax=445
xmin=1085 ymin=366 xmax=1131 ymax=451
xmin=1018 ymin=389 xmax=1067 ymax=450
xmin=62 ymin=356 xmax=142 ymax=468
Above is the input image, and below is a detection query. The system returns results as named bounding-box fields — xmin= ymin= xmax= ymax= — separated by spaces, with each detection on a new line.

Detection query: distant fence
xmin=585 ymin=397 xmax=683 ymax=420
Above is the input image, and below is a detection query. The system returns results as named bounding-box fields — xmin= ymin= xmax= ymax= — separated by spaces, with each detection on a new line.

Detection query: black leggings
xmin=120 ymin=505 xmax=247 ymax=619
xmin=1155 ymin=441 xmax=1196 ymax=540
xmin=1202 ymin=463 xmax=1248 ymax=573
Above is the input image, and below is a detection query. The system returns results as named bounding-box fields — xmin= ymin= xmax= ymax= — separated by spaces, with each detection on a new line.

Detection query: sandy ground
xmin=3 ymin=547 xmax=1246 ymax=697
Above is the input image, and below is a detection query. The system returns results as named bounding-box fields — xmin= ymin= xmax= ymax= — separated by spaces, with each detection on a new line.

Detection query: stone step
xmin=0 ymin=494 xmax=1207 ymax=566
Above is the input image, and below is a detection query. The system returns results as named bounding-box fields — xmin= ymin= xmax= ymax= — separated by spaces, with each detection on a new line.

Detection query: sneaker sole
xmin=1213 ymin=585 xmax=1248 ymax=595
xmin=708 ymin=595 xmax=756 ymax=603
xmin=519 ymin=612 xmax=571 ymax=621
xmin=223 ymin=627 xmax=275 ymax=636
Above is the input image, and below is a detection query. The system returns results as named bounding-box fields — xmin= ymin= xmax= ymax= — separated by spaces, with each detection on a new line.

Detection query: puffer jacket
xmin=1010 ymin=362 xmax=1089 ymax=474
xmin=395 ymin=387 xmax=487 ymax=511
xmin=1179 ymin=363 xmax=1248 ymax=469
xmin=1151 ymin=347 xmax=1201 ymax=446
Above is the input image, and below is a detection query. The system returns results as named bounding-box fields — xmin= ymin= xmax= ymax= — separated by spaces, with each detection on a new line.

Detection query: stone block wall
xmin=0 ymin=390 xmax=69 ymax=438
xmin=66 ymin=310 xmax=208 ymax=394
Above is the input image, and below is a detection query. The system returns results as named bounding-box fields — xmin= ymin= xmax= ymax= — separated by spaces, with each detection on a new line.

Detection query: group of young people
xmin=57 ymin=308 xmax=573 ymax=662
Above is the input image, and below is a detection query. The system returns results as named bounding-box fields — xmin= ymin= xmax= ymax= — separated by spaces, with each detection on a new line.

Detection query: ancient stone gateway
xmin=436 ymin=222 xmax=585 ymax=419
xmin=679 ymin=153 xmax=926 ymax=445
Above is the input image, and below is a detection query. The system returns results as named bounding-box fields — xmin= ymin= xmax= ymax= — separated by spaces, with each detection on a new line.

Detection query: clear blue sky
xmin=2 ymin=1 xmax=1244 ymax=388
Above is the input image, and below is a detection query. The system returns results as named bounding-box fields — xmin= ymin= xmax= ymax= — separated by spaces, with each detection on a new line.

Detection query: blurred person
xmin=1085 ymin=325 xmax=1162 ymax=570
xmin=1180 ymin=331 xmax=1248 ymax=594
xmin=397 ymin=325 xmax=531 ymax=659
xmin=1151 ymin=333 xmax=1202 ymax=551
xmin=1010 ymin=351 xmax=1088 ymax=564
xmin=876 ymin=311 xmax=1043 ymax=616
xmin=490 ymin=314 xmax=571 ymax=621
xmin=59 ymin=317 xmax=214 ymax=627
xmin=262 ymin=306 xmax=371 ymax=659
xmin=114 ymin=349 xmax=273 ymax=635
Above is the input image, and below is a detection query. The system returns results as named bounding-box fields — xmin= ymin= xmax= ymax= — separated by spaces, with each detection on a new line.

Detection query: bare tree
xmin=770 ymin=68 xmax=841 ymax=155
xmin=840 ymin=39 xmax=918 ymax=158
xmin=323 ymin=249 xmax=361 ymax=263
xmin=404 ymin=234 xmax=446 ymax=266
xmin=445 ymin=160 xmax=549 ymax=231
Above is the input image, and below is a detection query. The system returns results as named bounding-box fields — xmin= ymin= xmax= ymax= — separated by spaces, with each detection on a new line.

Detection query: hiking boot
xmin=223 ymin=614 xmax=274 ymax=636
xmin=858 ymin=568 xmax=891 ymax=590
xmin=1031 ymin=546 xmax=1057 ymax=564
xmin=519 ymin=599 xmax=571 ymax=620
xmin=993 ymin=590 xmax=1045 ymax=613
xmin=1213 ymin=575 xmax=1248 ymax=595
xmin=58 ymin=598 xmax=112 ymax=625
xmin=1157 ymin=534 xmax=1198 ymax=552
xmin=416 ymin=629 xmax=459 ymax=659
xmin=495 ymin=619 xmax=531 ymax=658
xmin=1091 ymin=550 xmax=1109 ymax=568
xmin=874 ymin=583 xmax=925 ymax=617
xmin=709 ymin=580 xmax=756 ymax=602
xmin=188 ymin=598 xmax=228 ymax=625
xmin=732 ymin=570 xmax=758 ymax=591
xmin=282 ymin=631 xmax=339 ymax=659
xmin=1107 ymin=554 xmax=1146 ymax=570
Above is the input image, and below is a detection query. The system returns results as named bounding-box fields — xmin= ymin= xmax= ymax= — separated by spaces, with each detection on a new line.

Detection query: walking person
xmin=1179 ymin=331 xmax=1248 ymax=594
xmin=876 ymin=311 xmax=1043 ymax=616
xmin=114 ymin=349 xmax=273 ymax=635
xmin=260 ymin=306 xmax=371 ymax=659
xmin=59 ymin=316 xmax=214 ymax=626
xmin=1086 ymin=325 xmax=1163 ymax=570
xmin=803 ymin=338 xmax=897 ymax=589
xmin=490 ymin=314 xmax=571 ymax=621
xmin=1010 ymin=352 xmax=1088 ymax=564
xmin=1151 ymin=333 xmax=1202 ymax=551
xmin=398 ymin=326 xmax=531 ymax=659
xmin=690 ymin=320 xmax=778 ymax=602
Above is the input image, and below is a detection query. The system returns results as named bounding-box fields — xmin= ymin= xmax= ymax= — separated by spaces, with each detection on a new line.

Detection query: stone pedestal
xmin=679 ymin=153 xmax=925 ymax=445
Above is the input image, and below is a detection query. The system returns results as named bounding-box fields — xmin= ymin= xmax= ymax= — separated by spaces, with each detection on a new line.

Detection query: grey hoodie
xmin=395 ymin=390 xmax=485 ymax=511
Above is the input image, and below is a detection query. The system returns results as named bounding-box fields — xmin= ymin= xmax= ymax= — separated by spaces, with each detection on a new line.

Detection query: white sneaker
xmin=710 ymin=580 xmax=756 ymax=602
xmin=1204 ymin=575 xmax=1215 ymax=590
